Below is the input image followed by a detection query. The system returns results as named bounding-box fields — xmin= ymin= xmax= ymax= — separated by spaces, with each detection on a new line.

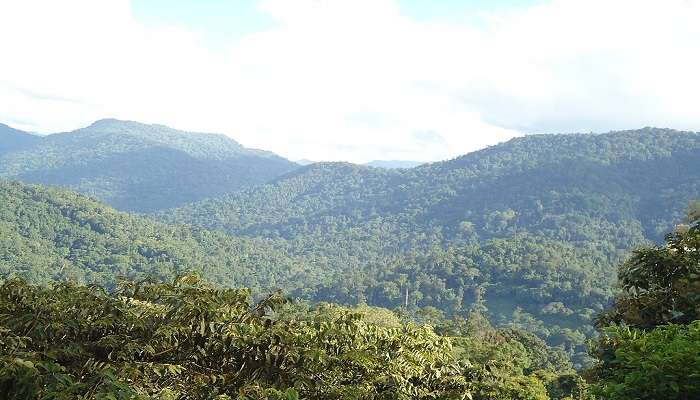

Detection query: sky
xmin=1 ymin=0 xmax=699 ymax=163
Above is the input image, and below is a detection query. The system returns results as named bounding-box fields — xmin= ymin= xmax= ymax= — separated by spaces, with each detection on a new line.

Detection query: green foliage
xmin=0 ymin=179 xmax=318 ymax=292
xmin=598 ymin=208 xmax=700 ymax=328
xmin=588 ymin=209 xmax=700 ymax=399
xmin=0 ymin=119 xmax=298 ymax=212
xmin=0 ymin=276 xmax=473 ymax=399
xmin=161 ymin=128 xmax=700 ymax=362
xmin=588 ymin=322 xmax=700 ymax=399
xmin=6 ymin=126 xmax=700 ymax=374
xmin=443 ymin=311 xmax=581 ymax=400
xmin=0 ymin=178 xmax=608 ymax=365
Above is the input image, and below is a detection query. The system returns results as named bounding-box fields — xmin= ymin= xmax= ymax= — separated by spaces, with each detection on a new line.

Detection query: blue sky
xmin=132 ymin=0 xmax=542 ymax=46
xmin=132 ymin=1 xmax=276 ymax=48
xmin=1 ymin=0 xmax=699 ymax=163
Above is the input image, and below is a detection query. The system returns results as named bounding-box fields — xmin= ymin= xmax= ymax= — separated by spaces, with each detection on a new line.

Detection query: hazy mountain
xmin=0 ymin=119 xmax=299 ymax=212
xmin=0 ymin=123 xmax=41 ymax=154
xmin=295 ymin=159 xmax=317 ymax=166
xmin=364 ymin=160 xmax=424 ymax=169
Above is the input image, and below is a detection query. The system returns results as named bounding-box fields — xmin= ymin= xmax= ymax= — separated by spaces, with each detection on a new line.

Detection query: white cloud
xmin=1 ymin=0 xmax=699 ymax=162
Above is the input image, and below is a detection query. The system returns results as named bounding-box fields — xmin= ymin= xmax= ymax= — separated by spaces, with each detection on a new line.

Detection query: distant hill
xmin=0 ymin=123 xmax=41 ymax=154
xmin=0 ymin=119 xmax=299 ymax=212
xmin=160 ymin=127 xmax=700 ymax=363
xmin=295 ymin=159 xmax=317 ymax=166
xmin=364 ymin=160 xmax=424 ymax=169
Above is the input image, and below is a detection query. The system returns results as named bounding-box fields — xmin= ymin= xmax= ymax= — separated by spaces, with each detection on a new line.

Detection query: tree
xmin=589 ymin=322 xmax=700 ymax=400
xmin=597 ymin=206 xmax=700 ymax=329
xmin=0 ymin=275 xmax=473 ymax=399
xmin=588 ymin=205 xmax=700 ymax=399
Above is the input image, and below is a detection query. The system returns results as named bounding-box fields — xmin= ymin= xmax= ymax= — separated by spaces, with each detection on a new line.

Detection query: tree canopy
xmin=588 ymin=207 xmax=700 ymax=399
xmin=0 ymin=275 xmax=584 ymax=400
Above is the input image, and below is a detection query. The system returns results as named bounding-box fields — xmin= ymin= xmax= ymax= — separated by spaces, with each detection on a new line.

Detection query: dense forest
xmin=0 ymin=119 xmax=298 ymax=212
xmin=0 ymin=179 xmax=326 ymax=292
xmin=5 ymin=0 xmax=700 ymax=394
xmin=4 ymin=126 xmax=700 ymax=367
xmin=585 ymin=206 xmax=700 ymax=399
xmin=0 ymin=275 xmax=589 ymax=400
xmin=0 ymin=178 xmax=612 ymax=366
xmin=160 ymin=127 xmax=700 ymax=365
xmin=1 ymin=124 xmax=700 ymax=397
xmin=3 ymin=213 xmax=699 ymax=398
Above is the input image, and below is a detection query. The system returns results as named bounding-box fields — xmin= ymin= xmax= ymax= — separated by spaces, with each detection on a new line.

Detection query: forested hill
xmin=0 ymin=179 xmax=325 ymax=292
xmin=164 ymin=127 xmax=700 ymax=248
xmin=160 ymin=128 xmax=700 ymax=363
xmin=0 ymin=119 xmax=299 ymax=212
xmin=0 ymin=177 xmax=605 ymax=366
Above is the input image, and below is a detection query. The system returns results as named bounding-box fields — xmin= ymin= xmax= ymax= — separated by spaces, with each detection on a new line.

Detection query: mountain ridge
xmin=0 ymin=119 xmax=299 ymax=212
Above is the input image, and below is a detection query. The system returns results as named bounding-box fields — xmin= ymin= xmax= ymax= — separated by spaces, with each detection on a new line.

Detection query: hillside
xmin=0 ymin=119 xmax=299 ymax=212
xmin=160 ymin=127 xmax=700 ymax=363
xmin=0 ymin=123 xmax=41 ymax=154
xmin=165 ymin=128 xmax=700 ymax=247
xmin=0 ymin=179 xmax=327 ymax=292
xmin=0 ymin=180 xmax=586 ymax=399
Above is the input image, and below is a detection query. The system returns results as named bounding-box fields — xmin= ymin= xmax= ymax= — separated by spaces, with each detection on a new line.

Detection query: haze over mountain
xmin=295 ymin=159 xmax=317 ymax=166
xmin=296 ymin=159 xmax=425 ymax=169
xmin=364 ymin=160 xmax=424 ymax=169
xmin=0 ymin=119 xmax=299 ymax=212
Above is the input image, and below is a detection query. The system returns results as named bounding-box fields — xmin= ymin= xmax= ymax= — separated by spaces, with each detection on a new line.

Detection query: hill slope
xmin=160 ymin=128 xmax=700 ymax=362
xmin=0 ymin=123 xmax=41 ymax=154
xmin=0 ymin=119 xmax=299 ymax=212
xmin=0 ymin=179 xmax=324 ymax=292
xmin=166 ymin=128 xmax=700 ymax=247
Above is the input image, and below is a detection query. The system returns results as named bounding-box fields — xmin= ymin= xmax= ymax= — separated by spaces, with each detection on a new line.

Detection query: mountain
xmin=295 ymin=159 xmax=317 ymax=165
xmin=164 ymin=127 xmax=700 ymax=247
xmin=0 ymin=119 xmax=299 ymax=212
xmin=169 ymin=127 xmax=700 ymax=244
xmin=159 ymin=127 xmax=700 ymax=363
xmin=364 ymin=160 xmax=424 ymax=168
xmin=0 ymin=178 xmax=322 ymax=292
xmin=0 ymin=123 xmax=41 ymax=154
